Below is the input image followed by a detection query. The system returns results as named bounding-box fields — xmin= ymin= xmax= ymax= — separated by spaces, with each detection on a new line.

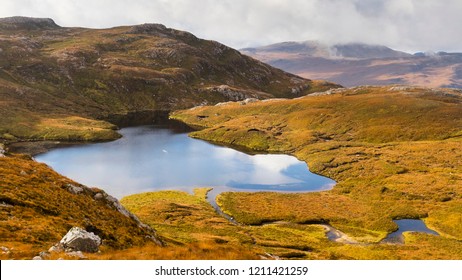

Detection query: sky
xmin=1 ymin=0 xmax=461 ymax=52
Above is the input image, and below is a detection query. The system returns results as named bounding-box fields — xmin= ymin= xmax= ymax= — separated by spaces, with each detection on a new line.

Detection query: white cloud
xmin=0 ymin=0 xmax=461 ymax=51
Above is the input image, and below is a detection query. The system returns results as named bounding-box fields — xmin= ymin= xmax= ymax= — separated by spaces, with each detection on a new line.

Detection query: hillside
xmin=171 ymin=86 xmax=462 ymax=258
xmin=241 ymin=41 xmax=462 ymax=88
xmin=0 ymin=16 xmax=342 ymax=260
xmin=0 ymin=151 xmax=164 ymax=259
xmin=0 ymin=17 xmax=338 ymax=142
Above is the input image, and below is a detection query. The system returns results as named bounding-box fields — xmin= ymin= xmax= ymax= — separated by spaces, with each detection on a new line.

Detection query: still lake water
xmin=35 ymin=124 xmax=335 ymax=205
xmin=383 ymin=219 xmax=439 ymax=243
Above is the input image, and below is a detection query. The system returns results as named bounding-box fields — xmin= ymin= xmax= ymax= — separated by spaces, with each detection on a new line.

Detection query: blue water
xmin=35 ymin=125 xmax=335 ymax=205
xmin=383 ymin=219 xmax=439 ymax=243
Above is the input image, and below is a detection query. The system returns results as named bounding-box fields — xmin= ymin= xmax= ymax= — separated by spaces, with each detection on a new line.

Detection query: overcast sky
xmin=1 ymin=0 xmax=461 ymax=52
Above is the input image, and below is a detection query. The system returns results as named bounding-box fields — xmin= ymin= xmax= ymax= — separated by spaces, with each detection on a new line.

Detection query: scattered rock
xmin=0 ymin=143 xmax=5 ymax=157
xmin=39 ymin=251 xmax=50 ymax=259
xmin=1 ymin=246 xmax=10 ymax=254
xmin=66 ymin=183 xmax=84 ymax=195
xmin=48 ymin=244 xmax=62 ymax=253
xmin=93 ymin=193 xmax=104 ymax=200
xmin=240 ymin=98 xmax=259 ymax=105
xmin=308 ymin=87 xmax=348 ymax=97
xmin=206 ymin=85 xmax=251 ymax=101
xmin=388 ymin=86 xmax=416 ymax=92
xmin=20 ymin=170 xmax=28 ymax=176
xmin=32 ymin=256 xmax=43 ymax=260
xmin=65 ymin=251 xmax=87 ymax=259
xmin=59 ymin=227 xmax=102 ymax=253
xmin=214 ymin=101 xmax=233 ymax=106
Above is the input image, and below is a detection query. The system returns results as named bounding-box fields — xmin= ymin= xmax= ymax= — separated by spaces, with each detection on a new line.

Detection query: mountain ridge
xmin=0 ymin=16 xmax=60 ymax=30
xmin=242 ymin=41 xmax=412 ymax=60
xmin=241 ymin=41 xmax=462 ymax=88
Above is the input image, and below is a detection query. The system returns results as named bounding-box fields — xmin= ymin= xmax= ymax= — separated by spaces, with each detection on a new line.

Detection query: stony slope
xmin=242 ymin=41 xmax=462 ymax=88
xmin=0 ymin=17 xmax=338 ymax=142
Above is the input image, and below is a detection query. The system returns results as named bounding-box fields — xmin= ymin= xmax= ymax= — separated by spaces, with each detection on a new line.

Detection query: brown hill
xmin=0 ymin=17 xmax=338 ymax=142
xmin=0 ymin=17 xmax=340 ymax=259
xmin=241 ymin=41 xmax=462 ymax=89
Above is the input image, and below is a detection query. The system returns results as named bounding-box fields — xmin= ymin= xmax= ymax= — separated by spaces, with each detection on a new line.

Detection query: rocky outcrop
xmin=65 ymin=183 xmax=84 ymax=194
xmin=36 ymin=227 xmax=101 ymax=259
xmin=53 ymin=227 xmax=102 ymax=253
xmin=203 ymin=85 xmax=271 ymax=101
xmin=61 ymin=182 xmax=163 ymax=246
xmin=240 ymin=98 xmax=259 ymax=105
xmin=206 ymin=85 xmax=250 ymax=100
xmin=0 ymin=16 xmax=60 ymax=30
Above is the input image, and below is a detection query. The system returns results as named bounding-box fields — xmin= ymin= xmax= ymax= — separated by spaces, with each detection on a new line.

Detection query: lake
xmin=35 ymin=123 xmax=335 ymax=207
xmin=382 ymin=219 xmax=439 ymax=243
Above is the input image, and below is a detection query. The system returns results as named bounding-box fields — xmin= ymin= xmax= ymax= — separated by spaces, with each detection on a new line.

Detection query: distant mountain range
xmin=241 ymin=41 xmax=462 ymax=88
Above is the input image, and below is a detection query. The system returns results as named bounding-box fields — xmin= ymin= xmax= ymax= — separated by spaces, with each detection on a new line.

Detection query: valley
xmin=1 ymin=17 xmax=462 ymax=260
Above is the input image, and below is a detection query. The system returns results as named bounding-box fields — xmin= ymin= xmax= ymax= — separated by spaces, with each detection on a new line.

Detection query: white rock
xmin=240 ymin=98 xmax=259 ymax=105
xmin=59 ymin=227 xmax=101 ymax=253
xmin=0 ymin=143 xmax=5 ymax=157
xmin=66 ymin=184 xmax=83 ymax=194
xmin=66 ymin=251 xmax=87 ymax=259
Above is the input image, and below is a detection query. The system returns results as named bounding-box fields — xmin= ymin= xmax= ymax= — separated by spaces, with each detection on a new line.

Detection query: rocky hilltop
xmin=0 ymin=16 xmax=60 ymax=30
xmin=0 ymin=17 xmax=338 ymax=142
xmin=242 ymin=41 xmax=462 ymax=88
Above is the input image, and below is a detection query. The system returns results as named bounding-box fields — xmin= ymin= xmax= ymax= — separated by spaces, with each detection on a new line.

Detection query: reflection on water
xmin=383 ymin=219 xmax=439 ymax=244
xmin=35 ymin=125 xmax=335 ymax=200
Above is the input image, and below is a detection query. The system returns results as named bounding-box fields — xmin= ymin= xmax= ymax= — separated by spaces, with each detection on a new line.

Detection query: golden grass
xmin=171 ymin=86 xmax=462 ymax=259
xmin=121 ymin=189 xmax=462 ymax=260
xmin=0 ymin=154 xmax=160 ymax=259
xmin=121 ymin=189 xmax=252 ymax=245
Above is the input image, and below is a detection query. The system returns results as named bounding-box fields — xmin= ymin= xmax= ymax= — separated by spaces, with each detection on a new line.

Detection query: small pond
xmin=382 ymin=219 xmax=439 ymax=243
xmin=35 ymin=123 xmax=335 ymax=207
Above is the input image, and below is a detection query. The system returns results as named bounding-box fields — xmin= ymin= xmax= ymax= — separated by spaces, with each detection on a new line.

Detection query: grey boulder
xmin=59 ymin=227 xmax=102 ymax=253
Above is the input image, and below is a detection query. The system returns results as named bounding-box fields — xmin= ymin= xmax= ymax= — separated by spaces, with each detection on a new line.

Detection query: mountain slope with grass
xmin=0 ymin=152 xmax=163 ymax=259
xmin=171 ymin=85 xmax=462 ymax=258
xmin=0 ymin=16 xmax=338 ymax=142
xmin=0 ymin=16 xmax=340 ymax=260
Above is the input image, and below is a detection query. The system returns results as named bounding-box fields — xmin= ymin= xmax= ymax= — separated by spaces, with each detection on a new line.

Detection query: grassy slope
xmin=0 ymin=153 xmax=161 ymax=259
xmin=120 ymin=188 xmax=462 ymax=260
xmin=171 ymin=86 xmax=462 ymax=258
xmin=0 ymin=18 xmax=338 ymax=142
xmin=0 ymin=17 xmax=341 ymax=260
